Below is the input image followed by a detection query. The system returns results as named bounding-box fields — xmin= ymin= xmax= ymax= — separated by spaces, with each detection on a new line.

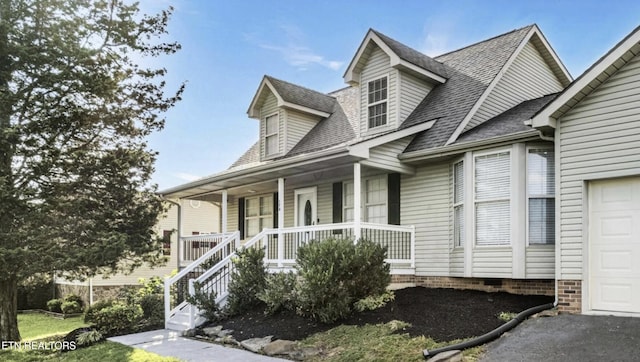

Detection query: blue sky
xmin=142 ymin=0 xmax=640 ymax=190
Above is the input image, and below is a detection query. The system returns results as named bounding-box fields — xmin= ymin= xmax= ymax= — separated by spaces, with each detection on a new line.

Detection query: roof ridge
xmin=434 ymin=24 xmax=535 ymax=59
xmin=264 ymin=75 xmax=336 ymax=99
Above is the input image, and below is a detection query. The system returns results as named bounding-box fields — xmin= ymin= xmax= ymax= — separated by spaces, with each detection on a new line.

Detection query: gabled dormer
xmin=344 ymin=29 xmax=448 ymax=137
xmin=248 ymin=76 xmax=336 ymax=160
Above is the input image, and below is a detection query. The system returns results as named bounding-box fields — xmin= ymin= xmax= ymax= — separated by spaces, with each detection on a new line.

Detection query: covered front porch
xmin=161 ymin=148 xmax=419 ymax=330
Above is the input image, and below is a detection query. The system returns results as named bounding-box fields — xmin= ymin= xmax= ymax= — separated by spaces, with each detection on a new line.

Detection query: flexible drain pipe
xmin=423 ymin=302 xmax=554 ymax=359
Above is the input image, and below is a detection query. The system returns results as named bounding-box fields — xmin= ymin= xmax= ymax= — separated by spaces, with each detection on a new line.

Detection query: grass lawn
xmin=300 ymin=320 xmax=484 ymax=361
xmin=0 ymin=313 xmax=180 ymax=362
xmin=18 ymin=313 xmax=88 ymax=341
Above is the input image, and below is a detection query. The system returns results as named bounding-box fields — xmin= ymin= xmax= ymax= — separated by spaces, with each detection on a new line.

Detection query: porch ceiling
xmin=161 ymin=152 xmax=360 ymax=201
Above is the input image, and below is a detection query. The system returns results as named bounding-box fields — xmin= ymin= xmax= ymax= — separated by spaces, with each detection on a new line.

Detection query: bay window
xmin=475 ymin=151 xmax=511 ymax=246
xmin=527 ymin=148 xmax=555 ymax=245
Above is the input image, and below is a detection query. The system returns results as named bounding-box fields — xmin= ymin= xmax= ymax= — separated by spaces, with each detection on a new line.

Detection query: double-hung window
xmin=342 ymin=176 xmax=387 ymax=223
xmin=343 ymin=181 xmax=354 ymax=222
xmin=245 ymin=195 xmax=273 ymax=238
xmin=527 ymin=148 xmax=555 ymax=245
xmin=475 ymin=152 xmax=510 ymax=245
xmin=367 ymin=77 xmax=387 ymax=128
xmin=265 ymin=114 xmax=279 ymax=156
xmin=453 ymin=161 xmax=464 ymax=247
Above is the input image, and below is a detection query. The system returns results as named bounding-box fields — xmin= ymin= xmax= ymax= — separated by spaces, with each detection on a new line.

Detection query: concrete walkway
xmin=480 ymin=314 xmax=640 ymax=362
xmin=108 ymin=329 xmax=289 ymax=362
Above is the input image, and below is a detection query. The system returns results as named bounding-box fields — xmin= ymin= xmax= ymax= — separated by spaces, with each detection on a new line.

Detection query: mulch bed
xmin=216 ymin=287 xmax=553 ymax=342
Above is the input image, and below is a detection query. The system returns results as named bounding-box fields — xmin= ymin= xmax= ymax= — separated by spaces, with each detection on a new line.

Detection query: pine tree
xmin=0 ymin=0 xmax=183 ymax=341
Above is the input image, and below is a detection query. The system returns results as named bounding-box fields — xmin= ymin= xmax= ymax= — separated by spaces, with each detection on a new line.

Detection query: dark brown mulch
xmin=214 ymin=287 xmax=553 ymax=343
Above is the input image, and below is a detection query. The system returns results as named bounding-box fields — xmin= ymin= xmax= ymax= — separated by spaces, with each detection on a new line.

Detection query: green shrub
xmin=84 ymin=299 xmax=115 ymax=323
xmin=46 ymin=298 xmax=63 ymax=313
xmin=138 ymin=294 xmax=164 ymax=325
xmin=76 ymin=329 xmax=104 ymax=347
xmin=295 ymin=238 xmax=390 ymax=323
xmin=61 ymin=300 xmax=83 ymax=314
xmin=354 ymin=290 xmax=395 ymax=312
xmin=225 ymin=246 xmax=268 ymax=316
xmin=186 ymin=281 xmax=221 ymax=322
xmin=91 ymin=302 xmax=143 ymax=336
xmin=63 ymin=294 xmax=85 ymax=307
xmin=258 ymin=272 xmax=297 ymax=315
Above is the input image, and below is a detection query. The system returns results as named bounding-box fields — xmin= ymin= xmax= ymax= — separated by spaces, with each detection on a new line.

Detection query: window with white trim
xmin=527 ymin=148 xmax=555 ymax=245
xmin=475 ymin=151 xmax=510 ymax=245
xmin=453 ymin=161 xmax=464 ymax=247
xmin=342 ymin=176 xmax=387 ymax=223
xmin=245 ymin=195 xmax=273 ymax=238
xmin=265 ymin=114 xmax=279 ymax=156
xmin=365 ymin=176 xmax=387 ymax=223
xmin=367 ymin=77 xmax=387 ymax=128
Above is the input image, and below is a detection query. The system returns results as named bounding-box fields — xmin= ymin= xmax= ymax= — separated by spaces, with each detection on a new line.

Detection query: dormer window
xmin=265 ymin=113 xmax=279 ymax=156
xmin=368 ymin=77 xmax=387 ymax=128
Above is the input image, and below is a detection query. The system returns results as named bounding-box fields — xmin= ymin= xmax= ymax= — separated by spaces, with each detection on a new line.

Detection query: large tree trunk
xmin=0 ymin=276 xmax=20 ymax=342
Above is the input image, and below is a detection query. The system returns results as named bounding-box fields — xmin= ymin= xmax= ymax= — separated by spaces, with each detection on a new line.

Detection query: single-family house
xmin=55 ymin=199 xmax=220 ymax=304
xmin=532 ymin=25 xmax=640 ymax=316
xmin=161 ymin=24 xmax=576 ymax=330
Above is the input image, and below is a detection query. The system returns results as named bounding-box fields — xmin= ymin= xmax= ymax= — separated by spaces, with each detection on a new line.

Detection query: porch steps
xmin=166 ymin=311 xmax=192 ymax=332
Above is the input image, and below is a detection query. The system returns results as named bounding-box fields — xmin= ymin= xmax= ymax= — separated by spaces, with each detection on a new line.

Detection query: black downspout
xmin=423 ymin=302 xmax=555 ymax=359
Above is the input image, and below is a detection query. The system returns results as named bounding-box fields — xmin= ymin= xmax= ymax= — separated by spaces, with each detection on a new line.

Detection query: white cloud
xmin=421 ymin=33 xmax=450 ymax=57
xmin=174 ymin=172 xmax=202 ymax=182
xmin=251 ymin=23 xmax=344 ymax=71
xmin=260 ymin=44 xmax=344 ymax=71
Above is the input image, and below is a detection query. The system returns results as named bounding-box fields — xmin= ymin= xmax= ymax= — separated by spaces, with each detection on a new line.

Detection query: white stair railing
xmin=164 ymin=231 xmax=239 ymax=329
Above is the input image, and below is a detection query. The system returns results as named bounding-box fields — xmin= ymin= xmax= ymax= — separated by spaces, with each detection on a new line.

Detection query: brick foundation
xmin=557 ymin=279 xmax=582 ymax=313
xmin=390 ymin=275 xmax=554 ymax=296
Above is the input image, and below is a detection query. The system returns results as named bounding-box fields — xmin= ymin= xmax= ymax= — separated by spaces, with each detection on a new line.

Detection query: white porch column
xmin=278 ymin=178 xmax=285 ymax=267
xmin=353 ymin=163 xmax=362 ymax=241
xmin=221 ymin=190 xmax=228 ymax=234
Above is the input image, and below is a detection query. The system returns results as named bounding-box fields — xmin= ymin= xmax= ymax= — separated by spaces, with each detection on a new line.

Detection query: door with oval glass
xmin=295 ymin=187 xmax=317 ymax=243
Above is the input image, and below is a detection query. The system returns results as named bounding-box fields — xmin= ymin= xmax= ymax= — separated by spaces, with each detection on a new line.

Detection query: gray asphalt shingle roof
xmin=454 ymin=93 xmax=558 ymax=144
xmin=403 ymin=25 xmax=533 ymax=152
xmin=230 ymin=25 xmax=537 ymax=169
xmin=372 ymin=29 xmax=448 ymax=79
xmin=265 ymin=75 xmax=336 ymax=114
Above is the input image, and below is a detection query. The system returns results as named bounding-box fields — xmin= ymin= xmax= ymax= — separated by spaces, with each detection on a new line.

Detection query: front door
xmin=294 ymin=187 xmax=318 ymax=247
xmin=295 ymin=187 xmax=317 ymax=227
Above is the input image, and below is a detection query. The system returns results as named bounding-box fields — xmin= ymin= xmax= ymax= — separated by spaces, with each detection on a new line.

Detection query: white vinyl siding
xmin=475 ymin=151 xmax=511 ymax=246
xmin=399 ymin=71 xmax=433 ymax=123
xmin=360 ymin=46 xmax=396 ymax=135
xmin=466 ymin=41 xmax=564 ymax=132
xmin=527 ymin=148 xmax=555 ymax=245
xmin=401 ymin=163 xmax=450 ymax=276
xmin=558 ymin=52 xmax=640 ymax=280
xmin=363 ymin=137 xmax=414 ymax=174
xmin=285 ymin=109 xmax=321 ymax=153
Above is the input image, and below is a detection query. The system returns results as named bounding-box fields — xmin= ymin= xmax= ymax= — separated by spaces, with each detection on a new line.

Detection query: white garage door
xmin=590 ymin=177 xmax=640 ymax=313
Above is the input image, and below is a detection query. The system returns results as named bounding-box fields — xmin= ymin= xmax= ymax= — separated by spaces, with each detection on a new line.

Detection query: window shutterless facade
xmin=264 ymin=113 xmax=279 ymax=156
xmin=527 ymin=147 xmax=555 ymax=245
xmin=474 ymin=151 xmax=511 ymax=246
xmin=367 ymin=77 xmax=387 ymax=128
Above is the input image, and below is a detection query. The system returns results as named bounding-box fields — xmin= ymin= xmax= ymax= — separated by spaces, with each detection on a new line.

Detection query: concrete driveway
xmin=480 ymin=314 xmax=640 ymax=361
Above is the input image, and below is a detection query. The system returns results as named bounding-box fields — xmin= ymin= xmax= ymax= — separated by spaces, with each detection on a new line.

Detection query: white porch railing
xmin=180 ymin=232 xmax=236 ymax=266
xmin=164 ymin=222 xmax=415 ymax=330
